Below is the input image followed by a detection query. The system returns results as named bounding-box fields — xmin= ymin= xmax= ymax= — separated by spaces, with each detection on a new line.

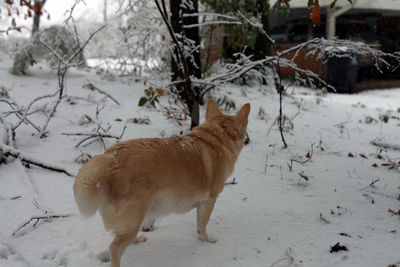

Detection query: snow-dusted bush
xmin=10 ymin=26 xmax=86 ymax=75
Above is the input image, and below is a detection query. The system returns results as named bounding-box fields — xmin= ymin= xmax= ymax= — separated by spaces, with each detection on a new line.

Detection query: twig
xmin=287 ymin=144 xmax=314 ymax=171
xmin=371 ymin=139 xmax=400 ymax=151
xmin=224 ymin=177 xmax=237 ymax=186
xmin=0 ymin=195 xmax=21 ymax=200
xmin=0 ymin=26 xmax=29 ymax=35
xmin=63 ymin=122 xmax=126 ymax=150
xmin=319 ymin=213 xmax=330 ymax=224
xmin=0 ymin=144 xmax=74 ymax=177
xmin=361 ymin=179 xmax=380 ymax=190
xmin=11 ymin=214 xmax=71 ymax=237
xmin=0 ymin=99 xmax=42 ymax=133
xmin=270 ymin=248 xmax=294 ymax=267
xmin=82 ymin=81 xmax=121 ymax=105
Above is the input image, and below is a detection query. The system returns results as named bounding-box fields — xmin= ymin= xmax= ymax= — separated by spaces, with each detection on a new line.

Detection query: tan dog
xmin=73 ymin=99 xmax=250 ymax=267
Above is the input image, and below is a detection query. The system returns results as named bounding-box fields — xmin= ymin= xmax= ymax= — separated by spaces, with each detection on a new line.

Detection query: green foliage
xmin=138 ymin=86 xmax=162 ymax=108
xmin=272 ymin=0 xmax=291 ymax=15
xmin=200 ymin=0 xmax=267 ymax=56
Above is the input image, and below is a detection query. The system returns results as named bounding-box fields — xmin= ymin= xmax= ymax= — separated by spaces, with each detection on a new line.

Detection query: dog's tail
xmin=73 ymin=155 xmax=106 ymax=217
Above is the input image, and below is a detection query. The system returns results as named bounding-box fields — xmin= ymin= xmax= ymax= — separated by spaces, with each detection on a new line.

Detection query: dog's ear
xmin=206 ymin=99 xmax=222 ymax=121
xmin=235 ymin=103 xmax=250 ymax=127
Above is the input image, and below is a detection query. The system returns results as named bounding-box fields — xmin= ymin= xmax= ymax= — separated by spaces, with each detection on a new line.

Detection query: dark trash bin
xmin=325 ymin=49 xmax=360 ymax=94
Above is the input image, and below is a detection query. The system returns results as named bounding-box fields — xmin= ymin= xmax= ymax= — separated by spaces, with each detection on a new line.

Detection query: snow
xmin=0 ymin=51 xmax=399 ymax=267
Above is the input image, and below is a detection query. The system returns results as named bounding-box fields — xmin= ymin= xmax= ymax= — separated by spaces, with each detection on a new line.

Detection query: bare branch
xmin=287 ymin=144 xmax=314 ymax=171
xmin=371 ymin=139 xmax=400 ymax=151
xmin=82 ymin=81 xmax=121 ymax=105
xmin=12 ymin=214 xmax=71 ymax=237
xmin=0 ymin=144 xmax=75 ymax=177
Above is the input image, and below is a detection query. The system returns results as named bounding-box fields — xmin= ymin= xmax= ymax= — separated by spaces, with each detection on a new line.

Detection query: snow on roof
xmin=272 ymin=0 xmax=400 ymax=11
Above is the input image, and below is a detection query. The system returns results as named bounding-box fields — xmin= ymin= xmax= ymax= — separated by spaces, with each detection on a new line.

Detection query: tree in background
xmin=200 ymin=0 xmax=271 ymax=62
xmin=169 ymin=0 xmax=201 ymax=128
xmin=0 ymin=0 xmax=49 ymax=36
xmin=30 ymin=0 xmax=47 ymax=35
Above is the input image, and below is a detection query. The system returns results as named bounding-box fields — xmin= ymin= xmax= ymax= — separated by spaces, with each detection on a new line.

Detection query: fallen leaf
xmin=339 ymin=233 xmax=351 ymax=237
xmin=388 ymin=209 xmax=400 ymax=216
xmin=348 ymin=152 xmax=354 ymax=158
xmin=359 ymin=153 xmax=368 ymax=159
xmin=371 ymin=163 xmax=378 ymax=167
xmin=330 ymin=242 xmax=348 ymax=253
xmin=298 ymin=172 xmax=309 ymax=181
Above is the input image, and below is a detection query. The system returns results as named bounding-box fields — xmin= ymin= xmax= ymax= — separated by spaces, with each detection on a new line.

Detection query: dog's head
xmin=205 ymin=99 xmax=250 ymax=150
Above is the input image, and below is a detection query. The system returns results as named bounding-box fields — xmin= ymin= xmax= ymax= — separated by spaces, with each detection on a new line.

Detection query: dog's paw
xmin=134 ymin=235 xmax=148 ymax=244
xmin=141 ymin=225 xmax=155 ymax=232
xmin=199 ymin=235 xmax=217 ymax=243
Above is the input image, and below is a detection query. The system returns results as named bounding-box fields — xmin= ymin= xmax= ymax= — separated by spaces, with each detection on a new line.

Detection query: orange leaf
xmin=306 ymin=152 xmax=311 ymax=159
xmin=162 ymin=35 xmax=166 ymax=41
xmin=381 ymin=163 xmax=392 ymax=166
xmin=371 ymin=163 xmax=378 ymax=168
xmin=309 ymin=0 xmax=320 ymax=25
xmin=156 ymin=88 xmax=163 ymax=98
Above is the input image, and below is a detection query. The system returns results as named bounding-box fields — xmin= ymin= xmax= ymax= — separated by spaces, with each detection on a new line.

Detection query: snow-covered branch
xmin=0 ymin=144 xmax=75 ymax=177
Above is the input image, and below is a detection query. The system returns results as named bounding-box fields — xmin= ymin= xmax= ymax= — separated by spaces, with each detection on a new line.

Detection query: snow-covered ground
xmin=0 ymin=52 xmax=399 ymax=267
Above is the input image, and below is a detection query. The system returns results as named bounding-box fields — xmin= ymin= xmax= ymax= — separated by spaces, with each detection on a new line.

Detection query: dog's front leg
xmin=196 ymin=198 xmax=217 ymax=243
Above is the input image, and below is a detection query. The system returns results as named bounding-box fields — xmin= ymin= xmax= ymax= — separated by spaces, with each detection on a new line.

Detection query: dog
xmin=73 ymin=99 xmax=250 ymax=267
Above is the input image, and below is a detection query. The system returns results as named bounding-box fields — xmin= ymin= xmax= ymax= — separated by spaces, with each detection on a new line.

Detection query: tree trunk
xmin=32 ymin=0 xmax=46 ymax=36
xmin=169 ymin=0 xmax=201 ymax=129
xmin=254 ymin=0 xmax=271 ymax=60
xmin=182 ymin=0 xmax=201 ymax=79
xmin=103 ymin=0 xmax=108 ymax=23
xmin=189 ymin=99 xmax=200 ymax=129
xmin=32 ymin=12 xmax=41 ymax=35
xmin=170 ymin=0 xmax=181 ymax=83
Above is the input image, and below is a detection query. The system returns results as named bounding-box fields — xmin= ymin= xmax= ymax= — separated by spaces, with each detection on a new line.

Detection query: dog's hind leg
xmin=109 ymin=230 xmax=139 ymax=267
xmin=109 ymin=202 xmax=149 ymax=267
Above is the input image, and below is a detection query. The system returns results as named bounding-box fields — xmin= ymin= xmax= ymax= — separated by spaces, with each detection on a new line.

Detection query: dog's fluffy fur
xmin=73 ymin=99 xmax=250 ymax=267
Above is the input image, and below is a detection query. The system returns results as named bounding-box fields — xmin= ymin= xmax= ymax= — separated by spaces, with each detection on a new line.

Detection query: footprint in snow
xmin=97 ymin=250 xmax=110 ymax=263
